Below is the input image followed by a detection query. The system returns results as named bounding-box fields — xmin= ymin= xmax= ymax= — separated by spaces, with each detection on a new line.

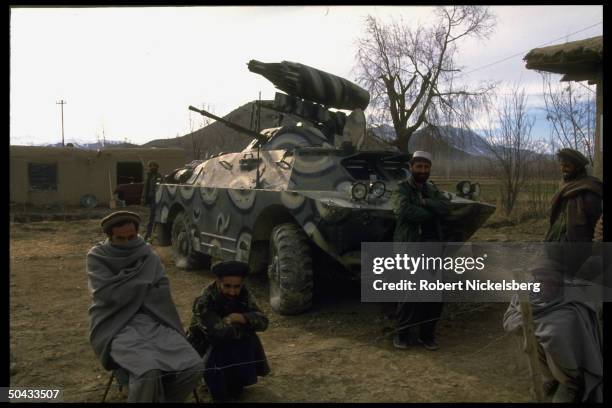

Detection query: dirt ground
xmin=9 ymin=209 xmax=549 ymax=402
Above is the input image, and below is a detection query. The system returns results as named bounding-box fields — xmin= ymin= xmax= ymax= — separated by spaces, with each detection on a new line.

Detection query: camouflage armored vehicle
xmin=154 ymin=60 xmax=495 ymax=315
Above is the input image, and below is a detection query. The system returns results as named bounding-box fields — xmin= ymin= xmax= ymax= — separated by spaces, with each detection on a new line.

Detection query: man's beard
xmin=562 ymin=169 xmax=581 ymax=182
xmin=413 ymin=172 xmax=430 ymax=183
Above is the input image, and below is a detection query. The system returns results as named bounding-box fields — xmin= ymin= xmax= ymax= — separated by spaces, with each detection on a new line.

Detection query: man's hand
xmin=223 ymin=313 xmax=247 ymax=325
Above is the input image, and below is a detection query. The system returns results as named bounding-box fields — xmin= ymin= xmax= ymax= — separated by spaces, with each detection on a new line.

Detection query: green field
xmin=431 ymin=177 xmax=559 ymax=222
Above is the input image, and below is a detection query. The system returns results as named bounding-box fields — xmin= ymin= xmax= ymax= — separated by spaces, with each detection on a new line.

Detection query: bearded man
xmin=87 ymin=211 xmax=203 ymax=402
xmin=392 ymin=151 xmax=450 ymax=351
xmin=186 ymin=261 xmax=270 ymax=401
xmin=545 ymin=148 xmax=602 ymax=243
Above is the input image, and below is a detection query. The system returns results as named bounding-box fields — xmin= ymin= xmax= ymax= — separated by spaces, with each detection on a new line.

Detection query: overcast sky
xmin=10 ymin=5 xmax=602 ymax=146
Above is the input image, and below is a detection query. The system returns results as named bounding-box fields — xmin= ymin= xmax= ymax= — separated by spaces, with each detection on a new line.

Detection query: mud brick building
xmin=10 ymin=146 xmax=187 ymax=206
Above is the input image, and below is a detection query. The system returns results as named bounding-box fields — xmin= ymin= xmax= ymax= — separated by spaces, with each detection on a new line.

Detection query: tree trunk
xmin=395 ymin=128 xmax=412 ymax=153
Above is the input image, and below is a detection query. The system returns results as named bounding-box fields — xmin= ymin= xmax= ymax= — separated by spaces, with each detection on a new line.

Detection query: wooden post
xmin=519 ymin=300 xmax=544 ymax=402
xmin=108 ymin=171 xmax=117 ymax=209
xmin=593 ymin=70 xmax=603 ymax=181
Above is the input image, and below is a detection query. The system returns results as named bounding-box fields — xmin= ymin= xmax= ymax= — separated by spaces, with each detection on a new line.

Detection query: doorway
xmin=116 ymin=161 xmax=143 ymax=185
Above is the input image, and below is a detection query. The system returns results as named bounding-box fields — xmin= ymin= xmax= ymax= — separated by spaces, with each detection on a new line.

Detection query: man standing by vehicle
xmin=87 ymin=211 xmax=203 ymax=402
xmin=142 ymin=161 xmax=162 ymax=242
xmin=545 ymin=148 xmax=602 ymax=244
xmin=392 ymin=151 xmax=450 ymax=351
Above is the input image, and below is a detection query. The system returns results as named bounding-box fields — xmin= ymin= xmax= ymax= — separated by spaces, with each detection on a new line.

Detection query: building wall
xmin=10 ymin=146 xmax=187 ymax=206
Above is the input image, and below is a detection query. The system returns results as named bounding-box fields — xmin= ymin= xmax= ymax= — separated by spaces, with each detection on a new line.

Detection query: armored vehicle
xmin=154 ymin=60 xmax=495 ymax=315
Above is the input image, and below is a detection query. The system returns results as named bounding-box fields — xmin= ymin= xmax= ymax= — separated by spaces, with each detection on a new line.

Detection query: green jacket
xmin=142 ymin=171 xmax=162 ymax=205
xmin=186 ymin=281 xmax=269 ymax=357
xmin=392 ymin=177 xmax=450 ymax=242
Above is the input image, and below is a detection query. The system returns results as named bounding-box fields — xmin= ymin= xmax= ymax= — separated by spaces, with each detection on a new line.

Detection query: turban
xmin=211 ymin=260 xmax=250 ymax=278
xmin=100 ymin=211 xmax=141 ymax=235
xmin=556 ymin=148 xmax=589 ymax=168
xmin=410 ymin=150 xmax=432 ymax=164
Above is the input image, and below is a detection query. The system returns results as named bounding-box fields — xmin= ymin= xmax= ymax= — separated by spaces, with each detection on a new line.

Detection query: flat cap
xmin=556 ymin=148 xmax=589 ymax=168
xmin=101 ymin=211 xmax=141 ymax=235
xmin=411 ymin=150 xmax=432 ymax=163
xmin=211 ymin=260 xmax=250 ymax=278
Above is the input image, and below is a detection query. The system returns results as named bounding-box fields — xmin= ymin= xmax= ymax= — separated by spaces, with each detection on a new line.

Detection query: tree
xmin=541 ymin=73 xmax=595 ymax=164
xmin=354 ymin=6 xmax=496 ymax=152
xmin=479 ymin=86 xmax=536 ymax=216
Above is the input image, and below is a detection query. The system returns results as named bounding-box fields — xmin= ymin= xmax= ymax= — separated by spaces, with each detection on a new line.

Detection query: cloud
xmin=9 ymin=5 xmax=602 ymax=146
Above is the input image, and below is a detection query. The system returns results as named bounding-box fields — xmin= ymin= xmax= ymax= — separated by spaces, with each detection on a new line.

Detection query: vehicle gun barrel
xmin=188 ymin=105 xmax=268 ymax=145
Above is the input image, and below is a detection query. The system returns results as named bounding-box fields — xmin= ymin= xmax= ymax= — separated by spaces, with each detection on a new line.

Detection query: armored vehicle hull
xmin=154 ymin=146 xmax=495 ymax=315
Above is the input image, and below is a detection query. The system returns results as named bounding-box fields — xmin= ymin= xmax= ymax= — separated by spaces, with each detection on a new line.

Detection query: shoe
xmin=418 ymin=337 xmax=439 ymax=351
xmin=543 ymin=379 xmax=559 ymax=396
xmin=393 ymin=334 xmax=409 ymax=349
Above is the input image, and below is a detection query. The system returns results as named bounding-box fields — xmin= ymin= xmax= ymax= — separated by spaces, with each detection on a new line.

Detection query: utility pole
xmin=56 ymin=99 xmax=67 ymax=146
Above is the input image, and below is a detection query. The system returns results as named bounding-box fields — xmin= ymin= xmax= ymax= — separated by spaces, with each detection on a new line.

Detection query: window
xmin=28 ymin=163 xmax=58 ymax=191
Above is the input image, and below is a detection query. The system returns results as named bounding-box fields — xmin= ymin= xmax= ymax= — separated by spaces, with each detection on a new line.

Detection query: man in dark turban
xmin=186 ymin=261 xmax=270 ymax=401
xmin=545 ymin=148 xmax=602 ymax=243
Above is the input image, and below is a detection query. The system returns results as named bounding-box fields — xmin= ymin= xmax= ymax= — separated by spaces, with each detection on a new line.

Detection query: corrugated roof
xmin=524 ymin=35 xmax=602 ymax=82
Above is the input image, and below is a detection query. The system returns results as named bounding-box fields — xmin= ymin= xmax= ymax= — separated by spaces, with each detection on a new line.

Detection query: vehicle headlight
xmin=351 ymin=182 xmax=368 ymax=201
xmin=471 ymin=183 xmax=481 ymax=200
xmin=370 ymin=181 xmax=386 ymax=198
xmin=456 ymin=181 xmax=471 ymax=197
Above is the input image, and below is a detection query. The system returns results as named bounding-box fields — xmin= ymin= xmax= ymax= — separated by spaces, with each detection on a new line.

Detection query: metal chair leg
xmin=102 ymin=371 xmax=115 ymax=403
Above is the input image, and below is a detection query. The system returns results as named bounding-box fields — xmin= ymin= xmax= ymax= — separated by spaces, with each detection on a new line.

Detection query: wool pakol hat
xmin=556 ymin=148 xmax=589 ymax=168
xmin=411 ymin=150 xmax=432 ymax=164
xmin=101 ymin=211 xmax=141 ymax=235
xmin=211 ymin=260 xmax=250 ymax=278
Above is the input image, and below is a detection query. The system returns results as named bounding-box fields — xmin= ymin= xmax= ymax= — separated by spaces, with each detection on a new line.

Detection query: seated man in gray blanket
xmin=503 ymin=257 xmax=603 ymax=403
xmin=87 ymin=211 xmax=204 ymax=402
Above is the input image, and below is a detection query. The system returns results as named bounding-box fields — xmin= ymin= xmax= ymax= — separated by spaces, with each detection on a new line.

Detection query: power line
xmin=463 ymin=21 xmax=603 ymax=76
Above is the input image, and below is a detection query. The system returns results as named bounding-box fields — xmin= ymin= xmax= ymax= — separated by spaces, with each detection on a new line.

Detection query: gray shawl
xmin=503 ymin=285 xmax=603 ymax=402
xmin=87 ymin=237 xmax=185 ymax=370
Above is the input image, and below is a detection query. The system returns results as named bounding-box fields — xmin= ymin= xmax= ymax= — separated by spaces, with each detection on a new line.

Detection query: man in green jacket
xmin=392 ymin=151 xmax=450 ymax=351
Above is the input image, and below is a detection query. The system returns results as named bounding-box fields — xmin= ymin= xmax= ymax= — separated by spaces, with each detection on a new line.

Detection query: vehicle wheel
xmin=268 ymin=223 xmax=313 ymax=315
xmin=171 ymin=212 xmax=209 ymax=270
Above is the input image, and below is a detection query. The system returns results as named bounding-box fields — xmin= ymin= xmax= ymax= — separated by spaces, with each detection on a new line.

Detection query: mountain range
xmin=38 ymin=102 xmax=550 ymax=164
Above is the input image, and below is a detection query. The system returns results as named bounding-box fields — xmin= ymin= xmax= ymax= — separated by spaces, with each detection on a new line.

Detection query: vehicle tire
xmin=171 ymin=211 xmax=209 ymax=270
xmin=268 ymin=223 xmax=313 ymax=315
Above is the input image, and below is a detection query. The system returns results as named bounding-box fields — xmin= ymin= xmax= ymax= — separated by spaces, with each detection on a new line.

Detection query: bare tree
xmin=479 ymin=86 xmax=536 ymax=216
xmin=541 ymin=73 xmax=595 ymax=164
xmin=354 ymin=6 xmax=496 ymax=152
